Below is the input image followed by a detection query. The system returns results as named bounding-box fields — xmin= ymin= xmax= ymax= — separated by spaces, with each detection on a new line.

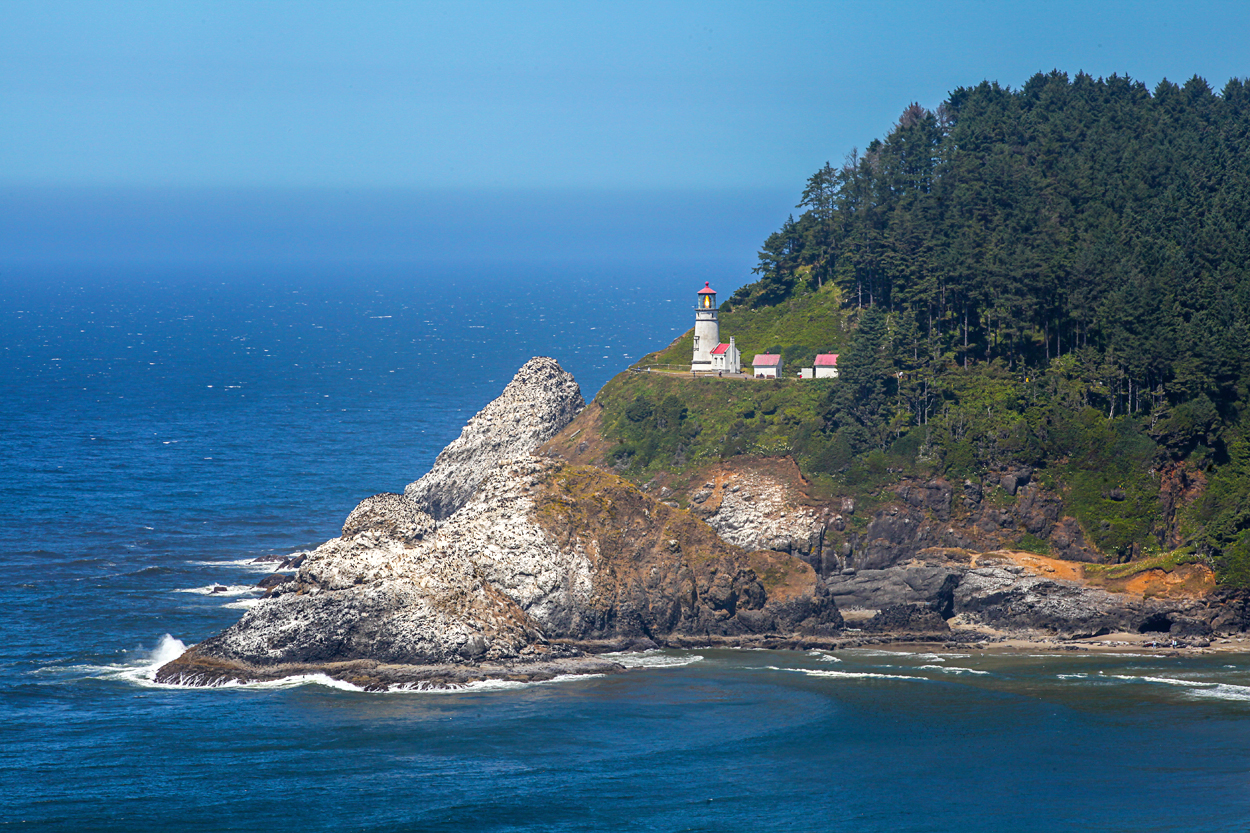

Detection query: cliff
xmin=157 ymin=358 xmax=837 ymax=690
xmin=160 ymin=346 xmax=1250 ymax=690
xmin=543 ymin=406 xmax=1236 ymax=645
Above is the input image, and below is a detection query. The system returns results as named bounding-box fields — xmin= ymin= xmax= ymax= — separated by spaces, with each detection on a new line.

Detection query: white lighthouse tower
xmin=691 ymin=282 xmax=719 ymax=372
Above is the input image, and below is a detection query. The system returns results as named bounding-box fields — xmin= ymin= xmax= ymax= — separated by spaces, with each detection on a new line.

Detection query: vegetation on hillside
xmin=603 ymin=71 xmax=1250 ymax=584
xmin=641 ymin=282 xmax=850 ymax=371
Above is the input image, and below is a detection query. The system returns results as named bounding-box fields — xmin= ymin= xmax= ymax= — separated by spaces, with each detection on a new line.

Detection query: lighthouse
xmin=690 ymin=283 xmax=740 ymax=374
xmin=691 ymin=282 xmax=719 ymax=372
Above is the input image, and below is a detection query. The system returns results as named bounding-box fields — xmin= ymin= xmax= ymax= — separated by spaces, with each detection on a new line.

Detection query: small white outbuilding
xmin=814 ymin=353 xmax=840 ymax=378
xmin=752 ymin=354 xmax=783 ymax=378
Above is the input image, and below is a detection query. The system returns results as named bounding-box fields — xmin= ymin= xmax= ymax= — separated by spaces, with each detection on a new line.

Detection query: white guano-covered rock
xmin=705 ymin=470 xmax=824 ymax=556
xmin=404 ymin=356 xmax=584 ymax=520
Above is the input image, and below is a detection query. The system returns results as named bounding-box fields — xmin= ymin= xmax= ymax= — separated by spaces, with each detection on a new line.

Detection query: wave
xmin=174 ymin=584 xmax=261 ymax=597
xmin=1187 ymin=684 xmax=1250 ymax=702
xmin=767 ymin=666 xmax=927 ymax=682
xmin=223 ymin=598 xmax=261 ymax=610
xmin=601 ymin=649 xmax=704 ymax=669
xmin=381 ymin=673 xmax=610 ymax=694
xmin=1089 ymin=673 xmax=1250 ymax=702
xmin=1107 ymin=674 xmax=1201 ymax=688
xmin=186 ymin=556 xmax=304 ymax=573
xmin=157 ymin=670 xmax=609 ymax=694
xmin=806 ymin=650 xmax=842 ymax=663
xmin=35 ymin=634 xmax=194 ymax=687
xmin=845 ymin=648 xmax=968 ymax=660
xmin=46 ymin=634 xmax=610 ymax=694
xmin=917 ymin=664 xmax=990 ymax=676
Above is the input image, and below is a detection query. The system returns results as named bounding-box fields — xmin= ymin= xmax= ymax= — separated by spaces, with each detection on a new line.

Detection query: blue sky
xmin=2 ymin=0 xmax=1249 ymax=191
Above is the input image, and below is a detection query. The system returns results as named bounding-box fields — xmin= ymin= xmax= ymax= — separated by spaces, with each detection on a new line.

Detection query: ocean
xmin=3 ymin=188 xmax=1250 ymax=832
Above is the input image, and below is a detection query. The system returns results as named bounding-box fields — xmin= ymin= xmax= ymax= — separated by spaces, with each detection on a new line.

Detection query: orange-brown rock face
xmin=530 ymin=464 xmax=841 ymax=642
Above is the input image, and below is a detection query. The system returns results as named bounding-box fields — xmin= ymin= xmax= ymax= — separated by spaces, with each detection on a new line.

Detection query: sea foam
xmin=174 ymin=584 xmax=262 ymax=597
xmin=917 ymin=664 xmax=990 ymax=676
xmin=768 ymin=666 xmax=927 ymax=682
xmin=602 ymin=649 xmax=704 ymax=669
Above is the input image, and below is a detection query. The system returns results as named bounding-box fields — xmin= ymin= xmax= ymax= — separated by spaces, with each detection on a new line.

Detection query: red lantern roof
xmin=697 ymin=282 xmax=717 ymax=295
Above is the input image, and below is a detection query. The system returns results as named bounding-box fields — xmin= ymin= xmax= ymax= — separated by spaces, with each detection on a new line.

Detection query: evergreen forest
xmin=611 ymin=71 xmax=1250 ymax=585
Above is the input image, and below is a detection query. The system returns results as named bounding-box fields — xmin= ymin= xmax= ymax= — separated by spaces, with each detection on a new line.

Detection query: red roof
xmin=814 ymin=353 xmax=839 ymax=366
xmin=697 ymin=282 xmax=717 ymax=295
xmin=710 ymin=343 xmax=730 ymax=355
xmin=752 ymin=354 xmax=782 ymax=366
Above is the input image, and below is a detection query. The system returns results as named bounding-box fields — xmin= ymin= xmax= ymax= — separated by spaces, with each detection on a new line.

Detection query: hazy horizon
xmin=0 ymin=186 xmax=794 ymax=278
xmin=4 ymin=1 xmax=1249 ymax=193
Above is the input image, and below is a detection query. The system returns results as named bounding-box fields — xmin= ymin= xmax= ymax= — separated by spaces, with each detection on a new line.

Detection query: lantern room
xmin=697 ymin=282 xmax=717 ymax=309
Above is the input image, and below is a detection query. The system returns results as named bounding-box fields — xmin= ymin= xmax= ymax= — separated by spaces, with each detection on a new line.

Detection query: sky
xmin=3 ymin=0 xmax=1250 ymax=192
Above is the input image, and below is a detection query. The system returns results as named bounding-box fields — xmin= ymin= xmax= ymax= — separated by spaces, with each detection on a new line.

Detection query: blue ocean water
xmin=3 ymin=189 xmax=1250 ymax=831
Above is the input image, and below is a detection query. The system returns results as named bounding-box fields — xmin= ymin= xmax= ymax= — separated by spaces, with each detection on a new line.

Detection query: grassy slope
xmin=565 ymin=278 xmax=1234 ymax=575
xmin=639 ymin=283 xmax=850 ymax=371
xmin=594 ymin=371 xmax=834 ymax=478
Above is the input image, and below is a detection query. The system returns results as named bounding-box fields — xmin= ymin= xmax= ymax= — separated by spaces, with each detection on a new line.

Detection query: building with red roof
xmin=708 ymin=337 xmax=740 ymax=373
xmin=814 ymin=353 xmax=839 ymax=378
xmin=751 ymin=353 xmax=783 ymax=378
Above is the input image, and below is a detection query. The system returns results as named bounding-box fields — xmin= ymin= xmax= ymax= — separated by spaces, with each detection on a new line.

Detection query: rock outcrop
xmin=405 ymin=356 xmax=584 ymax=520
xmin=159 ymin=358 xmax=838 ymax=689
xmin=160 ymin=353 xmax=1240 ymax=692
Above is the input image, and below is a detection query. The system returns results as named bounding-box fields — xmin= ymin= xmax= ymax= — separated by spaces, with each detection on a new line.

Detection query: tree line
xmin=731 ymin=71 xmax=1250 ymax=435
xmin=720 ymin=71 xmax=1250 ymax=574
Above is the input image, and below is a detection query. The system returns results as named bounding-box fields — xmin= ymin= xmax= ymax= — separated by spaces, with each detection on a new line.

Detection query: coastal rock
xmin=158 ymin=358 xmax=839 ymax=689
xmin=341 ymin=493 xmax=435 ymax=543
xmin=160 ymin=456 xmax=841 ymax=687
xmin=404 ymin=356 xmax=584 ymax=520
xmin=696 ymin=462 xmax=827 ymax=570
xmin=530 ymin=464 xmax=842 ymax=641
xmin=950 ymin=563 xmax=1209 ymax=638
xmin=824 ymin=560 xmax=966 ymax=614
xmin=864 ymin=604 xmax=951 ymax=635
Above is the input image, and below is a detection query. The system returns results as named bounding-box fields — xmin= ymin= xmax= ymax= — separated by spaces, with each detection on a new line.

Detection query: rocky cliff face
xmin=159 ymin=355 xmax=1242 ymax=692
xmin=157 ymin=358 xmax=837 ymax=689
xmin=544 ymin=406 xmax=1234 ymax=645
xmin=405 ymin=356 xmax=585 ymax=520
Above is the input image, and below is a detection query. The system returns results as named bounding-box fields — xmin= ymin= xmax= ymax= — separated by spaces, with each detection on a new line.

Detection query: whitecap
xmin=174 ymin=584 xmax=261 ymax=597
xmin=35 ymin=635 xmax=194 ymax=688
xmin=1187 ymin=684 xmax=1250 ymax=702
xmin=384 ymin=673 xmax=609 ymax=694
xmin=222 ymin=598 xmax=261 ymax=610
xmin=845 ymin=648 xmax=933 ymax=659
xmin=601 ymin=649 xmax=703 ymax=669
xmin=1107 ymin=674 xmax=1200 ymax=687
xmin=917 ymin=664 xmax=990 ymax=676
xmin=766 ymin=666 xmax=926 ymax=682
xmin=187 ymin=556 xmax=303 ymax=573
xmin=162 ymin=671 xmax=609 ymax=694
xmin=805 ymin=650 xmax=842 ymax=663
